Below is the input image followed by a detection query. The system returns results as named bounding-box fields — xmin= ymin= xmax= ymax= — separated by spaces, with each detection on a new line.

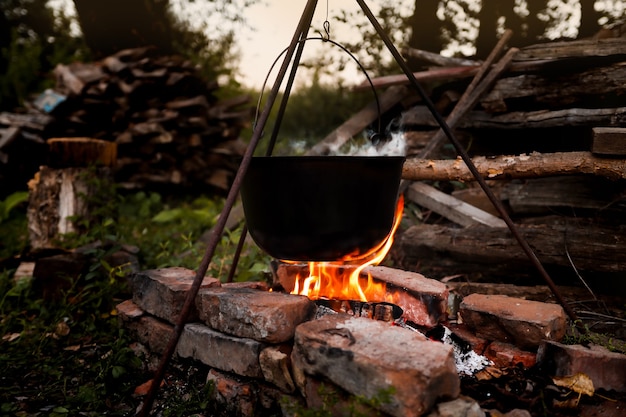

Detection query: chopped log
xmin=480 ymin=62 xmax=626 ymax=112
xmin=401 ymin=152 xmax=626 ymax=182
xmin=406 ymin=182 xmax=506 ymax=228
xmin=0 ymin=112 xmax=53 ymax=131
xmin=366 ymin=38 xmax=626 ymax=91
xmin=0 ymin=126 xmax=20 ymax=150
xmin=513 ymin=37 xmax=626 ymax=61
xmin=53 ymin=64 xmax=86 ymax=95
xmin=502 ymin=175 xmax=626 ymax=215
xmin=592 ymin=127 xmax=626 ymax=156
xmin=397 ymin=217 xmax=626 ymax=277
xmin=47 ymin=137 xmax=117 ymax=168
xmin=402 ymin=106 xmax=626 ymax=130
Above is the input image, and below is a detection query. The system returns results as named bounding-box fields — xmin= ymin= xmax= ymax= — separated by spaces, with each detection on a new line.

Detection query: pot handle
xmin=254 ymin=36 xmax=382 ymax=145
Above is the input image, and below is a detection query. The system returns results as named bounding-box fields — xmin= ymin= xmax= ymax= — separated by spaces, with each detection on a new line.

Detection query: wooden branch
xmin=401 ymin=151 xmax=626 ymax=182
xmin=407 ymin=182 xmax=506 ymax=228
xmin=354 ymin=66 xmax=480 ymax=90
xmin=401 ymin=47 xmax=480 ymax=67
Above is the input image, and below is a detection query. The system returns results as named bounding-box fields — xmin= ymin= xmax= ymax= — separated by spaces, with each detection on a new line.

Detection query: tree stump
xmin=27 ymin=137 xmax=117 ymax=249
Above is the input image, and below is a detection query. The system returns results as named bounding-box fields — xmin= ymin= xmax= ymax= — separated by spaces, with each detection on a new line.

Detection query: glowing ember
xmin=290 ymin=195 xmax=404 ymax=302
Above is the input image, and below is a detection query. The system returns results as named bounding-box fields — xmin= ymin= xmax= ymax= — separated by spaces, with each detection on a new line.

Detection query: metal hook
xmin=323 ymin=20 xmax=331 ymax=41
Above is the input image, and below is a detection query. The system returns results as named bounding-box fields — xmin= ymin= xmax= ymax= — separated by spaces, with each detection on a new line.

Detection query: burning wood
xmin=314 ymin=299 xmax=403 ymax=322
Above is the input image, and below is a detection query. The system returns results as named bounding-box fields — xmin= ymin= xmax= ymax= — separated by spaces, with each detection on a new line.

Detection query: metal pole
xmin=135 ymin=0 xmax=320 ymax=414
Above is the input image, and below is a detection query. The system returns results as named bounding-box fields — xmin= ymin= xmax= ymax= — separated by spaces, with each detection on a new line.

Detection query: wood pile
xmin=390 ymin=37 xmax=626 ymax=295
xmin=326 ymin=37 xmax=626 ymax=295
xmin=0 ymin=46 xmax=252 ymax=197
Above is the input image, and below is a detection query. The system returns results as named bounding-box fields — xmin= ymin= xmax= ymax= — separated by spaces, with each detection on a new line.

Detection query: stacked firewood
xmin=0 ymin=46 xmax=252 ymax=196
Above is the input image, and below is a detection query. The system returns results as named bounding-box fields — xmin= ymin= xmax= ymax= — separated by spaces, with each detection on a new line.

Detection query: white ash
xmin=441 ymin=326 xmax=492 ymax=376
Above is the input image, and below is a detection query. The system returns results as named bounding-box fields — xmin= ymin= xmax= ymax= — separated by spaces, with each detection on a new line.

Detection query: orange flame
xmin=291 ymin=195 xmax=404 ymax=302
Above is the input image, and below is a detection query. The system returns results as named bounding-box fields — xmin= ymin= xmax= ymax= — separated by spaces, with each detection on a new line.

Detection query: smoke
xmin=332 ymin=117 xmax=407 ymax=157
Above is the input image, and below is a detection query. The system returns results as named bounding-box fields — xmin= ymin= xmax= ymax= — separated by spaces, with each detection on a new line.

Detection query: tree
xmin=405 ymin=0 xmax=623 ymax=62
xmin=0 ymin=0 xmax=88 ymax=110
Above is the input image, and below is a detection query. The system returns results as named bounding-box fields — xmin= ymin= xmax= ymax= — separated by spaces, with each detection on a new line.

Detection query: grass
xmin=0 ymin=188 xmax=273 ymax=416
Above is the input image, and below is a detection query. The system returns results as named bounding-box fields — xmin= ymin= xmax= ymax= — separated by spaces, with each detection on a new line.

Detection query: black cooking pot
xmin=240 ymin=156 xmax=404 ymax=261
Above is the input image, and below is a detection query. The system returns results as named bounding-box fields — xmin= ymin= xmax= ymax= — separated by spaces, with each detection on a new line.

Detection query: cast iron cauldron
xmin=240 ymin=156 xmax=404 ymax=261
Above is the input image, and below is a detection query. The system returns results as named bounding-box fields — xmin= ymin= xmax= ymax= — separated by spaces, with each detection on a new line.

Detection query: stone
xmin=129 ymin=267 xmax=220 ymax=324
xmin=484 ymin=341 xmax=537 ymax=368
xmin=206 ymin=368 xmax=283 ymax=417
xmin=207 ymin=369 xmax=257 ymax=417
xmin=223 ymin=281 xmax=269 ymax=291
xmin=196 ymin=287 xmax=315 ymax=343
xmin=365 ymin=265 xmax=450 ymax=327
xmin=537 ymin=340 xmax=626 ymax=392
xmin=177 ymin=323 xmax=265 ymax=378
xmin=33 ymin=251 xmax=90 ymax=300
xmin=291 ymin=314 xmax=460 ymax=417
xmin=425 ymin=396 xmax=486 ymax=417
xmin=259 ymin=345 xmax=296 ymax=393
xmin=116 ymin=299 xmax=173 ymax=355
xmin=459 ymin=294 xmax=568 ymax=350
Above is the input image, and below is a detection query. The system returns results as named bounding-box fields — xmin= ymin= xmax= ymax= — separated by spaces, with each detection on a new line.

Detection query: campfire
xmin=289 ymin=195 xmax=405 ymax=304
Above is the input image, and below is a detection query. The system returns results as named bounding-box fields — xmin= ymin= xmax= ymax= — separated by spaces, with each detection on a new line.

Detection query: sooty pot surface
xmin=240 ymin=156 xmax=404 ymax=261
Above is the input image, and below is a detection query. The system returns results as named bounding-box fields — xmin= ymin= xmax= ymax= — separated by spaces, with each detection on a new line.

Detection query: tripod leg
xmin=354 ymin=0 xmax=580 ymax=326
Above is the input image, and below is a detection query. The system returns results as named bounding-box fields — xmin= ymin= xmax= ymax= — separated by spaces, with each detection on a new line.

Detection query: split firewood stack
xmin=335 ymin=35 xmax=626 ymax=297
xmin=392 ymin=37 xmax=626 ymax=293
xmin=0 ymin=46 xmax=252 ymax=197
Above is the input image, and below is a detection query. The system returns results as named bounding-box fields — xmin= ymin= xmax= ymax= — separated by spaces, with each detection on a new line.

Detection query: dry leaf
xmin=64 ymin=344 xmax=81 ymax=351
xmin=2 ymin=333 xmax=21 ymax=342
xmin=55 ymin=321 xmax=71 ymax=337
xmin=553 ymin=373 xmax=595 ymax=397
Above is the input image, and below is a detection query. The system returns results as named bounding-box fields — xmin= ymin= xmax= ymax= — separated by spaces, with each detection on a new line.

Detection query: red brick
xmin=538 ymin=340 xmax=626 ymax=392
xmin=460 ymin=294 xmax=568 ymax=350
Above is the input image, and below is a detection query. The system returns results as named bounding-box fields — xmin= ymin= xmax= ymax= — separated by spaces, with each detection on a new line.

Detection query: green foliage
xmin=0 ymin=0 xmax=89 ymax=110
xmin=0 ymin=192 xmax=28 ymax=260
xmin=563 ymin=320 xmax=626 ymax=355
xmin=0 ymin=191 xmax=28 ymax=223
xmin=281 ymin=383 xmax=395 ymax=417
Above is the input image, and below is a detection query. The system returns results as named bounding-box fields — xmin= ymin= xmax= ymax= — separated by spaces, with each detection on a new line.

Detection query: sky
xmin=49 ymin=0 xmax=386 ymax=88
xmin=235 ymin=0 xmax=376 ymax=88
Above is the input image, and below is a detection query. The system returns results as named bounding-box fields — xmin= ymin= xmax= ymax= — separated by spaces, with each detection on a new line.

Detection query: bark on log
xmin=513 ymin=37 xmax=626 ymax=61
xmin=401 ymin=152 xmax=626 ymax=182
xmin=401 ymin=105 xmax=626 ymax=129
xmin=481 ymin=62 xmax=626 ymax=112
xmin=502 ymin=175 xmax=626 ymax=215
xmin=397 ymin=217 xmax=626 ymax=277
